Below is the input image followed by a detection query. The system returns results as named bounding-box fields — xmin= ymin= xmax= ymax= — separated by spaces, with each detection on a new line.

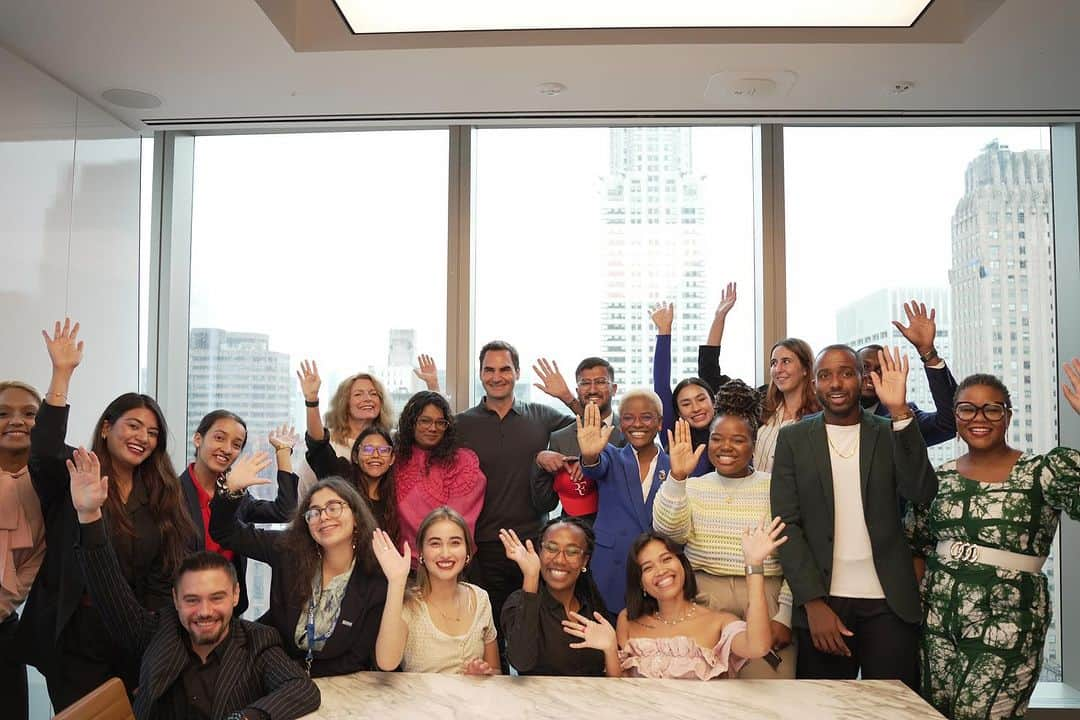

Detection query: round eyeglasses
xmin=304 ymin=500 xmax=348 ymax=524
xmin=954 ymin=402 xmax=1009 ymax=422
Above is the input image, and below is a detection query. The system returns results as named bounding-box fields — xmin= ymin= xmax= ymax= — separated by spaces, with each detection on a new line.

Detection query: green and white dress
xmin=905 ymin=448 xmax=1080 ymax=720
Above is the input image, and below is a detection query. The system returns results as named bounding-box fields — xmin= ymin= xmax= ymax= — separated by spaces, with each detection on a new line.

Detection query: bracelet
xmin=891 ymin=410 xmax=915 ymax=423
xmin=272 ymin=444 xmax=293 ymax=453
xmin=215 ymin=474 xmax=245 ymax=500
xmin=304 ymin=399 xmax=320 ymax=407
xmin=46 ymin=391 xmax=67 ymax=399
xmin=745 ymin=564 xmax=765 ymax=576
xmin=918 ymin=347 xmax=939 ymax=363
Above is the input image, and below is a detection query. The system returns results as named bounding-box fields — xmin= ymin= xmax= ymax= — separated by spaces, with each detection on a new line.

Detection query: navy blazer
xmin=180 ymin=467 xmax=298 ymax=616
xmin=872 ymin=362 xmax=959 ymax=447
xmin=582 ymin=443 xmax=670 ymax=613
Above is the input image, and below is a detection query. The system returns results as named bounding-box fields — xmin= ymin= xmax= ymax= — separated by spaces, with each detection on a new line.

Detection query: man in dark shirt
xmin=69 ymin=448 xmax=319 ymax=720
xmin=456 ymin=341 xmax=574 ymax=664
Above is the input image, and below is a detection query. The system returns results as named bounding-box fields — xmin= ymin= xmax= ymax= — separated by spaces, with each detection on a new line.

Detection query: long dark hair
xmin=279 ymin=477 xmax=378 ymax=605
xmin=349 ymin=427 xmax=399 ymax=544
xmin=90 ymin=393 xmax=196 ymax=577
xmin=624 ymin=532 xmax=698 ymax=621
xmin=671 ymin=377 xmax=714 ymax=420
xmin=394 ymin=391 xmax=458 ymax=467
xmin=762 ymin=338 xmax=819 ymax=423
xmin=538 ymin=517 xmax=609 ymax=618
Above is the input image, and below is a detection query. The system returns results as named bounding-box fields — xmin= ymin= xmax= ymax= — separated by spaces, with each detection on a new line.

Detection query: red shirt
xmin=188 ymin=463 xmax=233 ymax=561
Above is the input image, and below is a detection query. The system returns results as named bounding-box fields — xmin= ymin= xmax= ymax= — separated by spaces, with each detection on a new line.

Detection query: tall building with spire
xmin=600 ymin=128 xmax=708 ymax=397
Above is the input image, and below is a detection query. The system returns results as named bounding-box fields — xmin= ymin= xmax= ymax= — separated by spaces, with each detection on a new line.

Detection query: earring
xmin=581 ymin=566 xmax=587 ymax=574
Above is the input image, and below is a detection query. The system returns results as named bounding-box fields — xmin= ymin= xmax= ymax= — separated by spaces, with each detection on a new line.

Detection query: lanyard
xmin=304 ymin=584 xmax=342 ymax=671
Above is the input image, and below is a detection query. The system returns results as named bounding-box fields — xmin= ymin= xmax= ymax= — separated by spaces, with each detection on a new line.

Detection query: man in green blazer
xmin=770 ymin=344 xmax=937 ymax=690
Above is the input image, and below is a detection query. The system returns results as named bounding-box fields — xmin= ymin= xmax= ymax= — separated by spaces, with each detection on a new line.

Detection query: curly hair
xmin=394 ymin=391 xmax=458 ymax=467
xmin=955 ymin=373 xmax=1013 ymax=408
xmin=349 ymin=427 xmax=400 ymax=544
xmin=325 ymin=373 xmax=395 ymax=446
xmin=279 ymin=477 xmax=378 ymax=605
xmin=712 ymin=379 xmax=764 ymax=441
xmin=762 ymin=338 xmax=820 ymax=423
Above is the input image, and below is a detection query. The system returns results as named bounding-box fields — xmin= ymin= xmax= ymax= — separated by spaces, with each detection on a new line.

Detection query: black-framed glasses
xmin=539 ymin=541 xmax=585 ymax=560
xmin=359 ymin=444 xmax=393 ymax=456
xmin=954 ymin=402 xmax=1010 ymax=422
xmin=416 ymin=417 xmax=450 ymax=430
xmin=303 ymin=500 xmax=349 ymax=523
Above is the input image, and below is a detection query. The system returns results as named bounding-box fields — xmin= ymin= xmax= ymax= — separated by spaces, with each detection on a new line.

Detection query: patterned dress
xmin=905 ymin=448 xmax=1080 ymax=720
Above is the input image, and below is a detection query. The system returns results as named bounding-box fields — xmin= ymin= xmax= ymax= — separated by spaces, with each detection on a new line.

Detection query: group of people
xmin=1 ymin=285 xmax=1078 ymax=720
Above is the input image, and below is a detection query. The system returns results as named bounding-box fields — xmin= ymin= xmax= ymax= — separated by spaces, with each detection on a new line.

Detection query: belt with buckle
xmin=936 ymin=539 xmax=1045 ymax=574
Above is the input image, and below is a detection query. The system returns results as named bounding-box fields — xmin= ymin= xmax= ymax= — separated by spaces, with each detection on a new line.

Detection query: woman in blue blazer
xmin=579 ymin=390 xmax=670 ymax=613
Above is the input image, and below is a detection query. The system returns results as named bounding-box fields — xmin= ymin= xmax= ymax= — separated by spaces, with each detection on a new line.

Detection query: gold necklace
xmin=826 ymin=430 xmax=858 ymax=459
xmin=654 ymin=603 xmax=696 ymax=626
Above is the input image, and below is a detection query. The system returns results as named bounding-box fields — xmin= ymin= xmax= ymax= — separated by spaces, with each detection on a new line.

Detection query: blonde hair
xmin=619 ymin=388 xmax=664 ymax=417
xmin=325 ymin=373 xmax=395 ymax=445
xmin=0 ymin=381 xmax=42 ymax=406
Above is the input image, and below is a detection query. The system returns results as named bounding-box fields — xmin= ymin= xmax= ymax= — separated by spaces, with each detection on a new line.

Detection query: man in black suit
xmin=531 ymin=357 xmax=626 ymax=524
xmin=770 ymin=344 xmax=937 ymax=690
xmin=69 ymin=448 xmax=319 ymax=720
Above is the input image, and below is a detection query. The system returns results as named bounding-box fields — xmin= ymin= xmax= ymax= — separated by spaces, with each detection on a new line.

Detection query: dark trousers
xmin=44 ymin=604 xmax=138 ymax=711
xmin=795 ymin=596 xmax=920 ymax=692
xmin=469 ymin=540 xmax=523 ymax=673
xmin=0 ymin=614 xmax=28 ymax=720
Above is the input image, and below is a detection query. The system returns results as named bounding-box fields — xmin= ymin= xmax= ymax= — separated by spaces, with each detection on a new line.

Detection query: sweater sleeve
xmin=652 ymin=477 xmax=692 ymax=544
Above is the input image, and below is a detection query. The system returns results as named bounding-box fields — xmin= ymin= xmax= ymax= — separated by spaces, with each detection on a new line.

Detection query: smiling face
xmin=813 ymin=348 xmax=863 ymax=424
xmin=480 ymin=349 xmax=519 ymax=402
xmin=305 ymin=488 xmax=355 ymax=549
xmin=355 ymin=431 xmax=394 ymax=478
xmin=675 ymin=383 xmax=715 ymax=430
xmin=0 ymin=387 xmax=39 ymax=456
xmin=193 ymin=418 xmax=246 ymax=476
xmin=413 ymin=403 xmax=448 ymax=450
xmin=857 ymin=347 xmax=882 ymax=402
xmin=349 ymin=378 xmax=382 ymax=425
xmin=539 ymin=523 xmax=589 ymax=593
xmin=420 ymin=518 xmax=469 ymax=582
xmin=636 ymin=539 xmax=686 ymax=602
xmin=576 ymin=366 xmax=616 ymax=417
xmin=955 ymin=384 xmax=1012 ymax=451
xmin=174 ymin=567 xmax=238 ymax=648
xmin=102 ymin=407 xmax=160 ymax=469
xmin=619 ymin=396 xmax=662 ymax=450
xmin=707 ymin=415 xmax=754 ymax=478
xmin=770 ymin=344 xmax=808 ymax=396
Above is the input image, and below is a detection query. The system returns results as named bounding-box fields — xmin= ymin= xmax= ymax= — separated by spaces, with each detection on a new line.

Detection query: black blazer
xmin=208 ymin=492 xmax=387 ymax=677
xmin=76 ymin=519 xmax=319 ymax=720
xmin=180 ymin=467 xmax=298 ymax=615
xmin=19 ymin=403 xmax=173 ymax=673
xmin=770 ymin=411 xmax=938 ymax=627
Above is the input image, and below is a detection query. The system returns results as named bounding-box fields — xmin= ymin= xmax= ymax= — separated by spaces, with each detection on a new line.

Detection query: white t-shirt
xmin=825 ymin=424 xmax=885 ymax=599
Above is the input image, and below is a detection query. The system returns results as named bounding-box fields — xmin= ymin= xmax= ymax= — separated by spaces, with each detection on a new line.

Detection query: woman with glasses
xmin=499 ymin=517 xmax=617 ymax=676
xmin=906 ymin=361 xmax=1080 ymax=720
xmin=394 ymin=392 xmax=486 ymax=565
xmin=210 ymin=470 xmax=387 ymax=676
xmin=578 ymin=390 xmax=670 ymax=614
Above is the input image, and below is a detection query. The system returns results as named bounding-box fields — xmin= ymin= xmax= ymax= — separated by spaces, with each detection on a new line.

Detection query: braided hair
xmin=711 ymin=379 xmax=764 ymax=440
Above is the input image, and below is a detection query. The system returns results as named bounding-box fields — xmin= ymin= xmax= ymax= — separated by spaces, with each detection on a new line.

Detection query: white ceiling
xmin=0 ymin=0 xmax=1078 ymax=132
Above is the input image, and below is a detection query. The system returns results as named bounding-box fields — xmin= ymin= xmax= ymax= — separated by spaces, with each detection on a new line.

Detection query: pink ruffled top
xmin=396 ymin=447 xmax=487 ymax=564
xmin=619 ymin=620 xmax=748 ymax=680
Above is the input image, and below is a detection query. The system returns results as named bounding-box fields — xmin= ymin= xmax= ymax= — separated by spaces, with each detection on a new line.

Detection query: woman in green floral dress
xmin=906 ymin=360 xmax=1080 ymax=720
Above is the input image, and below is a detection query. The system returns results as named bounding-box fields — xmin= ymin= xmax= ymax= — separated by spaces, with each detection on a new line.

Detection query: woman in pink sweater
xmin=394 ymin=392 xmax=486 ymax=565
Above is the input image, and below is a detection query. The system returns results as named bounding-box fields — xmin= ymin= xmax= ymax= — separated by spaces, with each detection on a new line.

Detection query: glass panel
xmin=473 ymin=127 xmax=757 ymax=410
xmin=187 ymin=130 xmax=449 ymax=618
xmin=784 ymin=126 xmax=1060 ymax=682
xmin=139 ymin=136 xmax=154 ymax=393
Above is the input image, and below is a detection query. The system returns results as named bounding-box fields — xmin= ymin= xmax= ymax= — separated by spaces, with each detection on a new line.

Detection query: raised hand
xmin=1063 ymin=358 xmax=1080 ymax=415
xmin=649 ymin=301 xmax=674 ymax=335
xmin=372 ymin=528 xmax=411 ymax=584
xmin=741 ymin=516 xmax=788 ymax=566
xmin=268 ymin=424 xmax=299 ymax=451
xmin=576 ymin=401 xmax=613 ymax=460
xmin=223 ymin=452 xmax=272 ymax=494
xmin=891 ymin=300 xmax=937 ymax=357
xmin=42 ymin=318 xmax=84 ymax=373
xmin=532 ymin=358 xmax=572 ymax=403
xmin=498 ymin=528 xmax=541 ymax=580
xmin=463 ymin=658 xmax=496 ymax=676
xmin=67 ymin=447 xmax=108 ymax=523
xmin=413 ymin=354 xmax=440 ymax=390
xmin=562 ymin=610 xmax=617 ymax=652
xmin=715 ymin=282 xmax=738 ymax=318
xmin=666 ymin=418 xmax=706 ymax=481
xmin=869 ymin=346 xmax=910 ymax=415
xmin=296 ymin=360 xmax=321 ymax=402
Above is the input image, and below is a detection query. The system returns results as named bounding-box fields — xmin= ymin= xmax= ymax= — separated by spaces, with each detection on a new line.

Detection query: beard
xmin=188 ymin=615 xmax=228 ymax=646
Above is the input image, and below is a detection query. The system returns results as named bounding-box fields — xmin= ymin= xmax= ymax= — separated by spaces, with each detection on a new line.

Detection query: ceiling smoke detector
xmin=101 ymin=88 xmax=163 ymax=109
xmin=537 ymin=82 xmax=567 ymax=96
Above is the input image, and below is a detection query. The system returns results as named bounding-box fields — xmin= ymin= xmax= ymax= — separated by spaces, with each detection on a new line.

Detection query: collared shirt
xmin=631 ymin=444 xmax=661 ymax=502
xmin=109 ymin=474 xmax=171 ymax=610
xmin=502 ymin=585 xmax=607 ymax=676
xmin=187 ymin=464 xmax=233 ymax=561
xmin=176 ymin=632 xmax=232 ymax=720
xmin=457 ymin=397 xmax=573 ymax=541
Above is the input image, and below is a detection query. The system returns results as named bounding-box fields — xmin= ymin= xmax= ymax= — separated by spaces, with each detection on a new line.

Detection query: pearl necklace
xmin=654 ymin=603 xmax=696 ymax=626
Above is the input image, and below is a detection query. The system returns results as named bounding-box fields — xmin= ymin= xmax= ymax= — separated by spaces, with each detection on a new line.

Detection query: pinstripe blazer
xmin=77 ymin=519 xmax=320 ymax=720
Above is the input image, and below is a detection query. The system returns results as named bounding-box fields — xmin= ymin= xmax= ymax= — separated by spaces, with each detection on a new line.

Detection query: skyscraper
xmin=836 ymin=286 xmax=958 ymax=468
xmin=600 ymin=128 xmax=708 ymax=397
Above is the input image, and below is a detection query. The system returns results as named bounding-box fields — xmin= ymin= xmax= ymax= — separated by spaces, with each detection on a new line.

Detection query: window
xmin=472 ymin=127 xmax=757 ymax=409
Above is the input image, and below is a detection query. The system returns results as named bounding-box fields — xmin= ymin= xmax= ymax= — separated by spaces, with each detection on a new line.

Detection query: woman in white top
xmin=373 ymin=506 xmax=499 ymax=674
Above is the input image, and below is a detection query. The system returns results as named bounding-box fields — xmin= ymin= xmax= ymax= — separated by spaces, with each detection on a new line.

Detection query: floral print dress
xmin=905 ymin=448 xmax=1080 ymax=720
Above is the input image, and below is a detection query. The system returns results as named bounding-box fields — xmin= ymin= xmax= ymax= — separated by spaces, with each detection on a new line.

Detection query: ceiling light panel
xmin=333 ymin=0 xmax=933 ymax=34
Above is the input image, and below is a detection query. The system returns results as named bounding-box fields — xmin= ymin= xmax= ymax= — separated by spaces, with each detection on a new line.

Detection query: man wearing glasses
xmin=532 ymin=357 xmax=626 ymax=526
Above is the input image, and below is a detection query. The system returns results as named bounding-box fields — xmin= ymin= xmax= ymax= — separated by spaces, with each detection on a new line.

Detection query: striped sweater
xmin=653 ymin=470 xmax=793 ymax=626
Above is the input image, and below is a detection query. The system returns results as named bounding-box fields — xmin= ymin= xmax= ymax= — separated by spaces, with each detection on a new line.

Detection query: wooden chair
xmin=52 ymin=678 xmax=134 ymax=720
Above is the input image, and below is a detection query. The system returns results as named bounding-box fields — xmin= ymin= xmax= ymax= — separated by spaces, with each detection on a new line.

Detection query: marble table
xmin=306 ymin=672 xmax=944 ymax=719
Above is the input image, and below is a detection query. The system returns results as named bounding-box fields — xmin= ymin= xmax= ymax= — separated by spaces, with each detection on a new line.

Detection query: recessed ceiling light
xmin=333 ymin=0 xmax=932 ymax=34
xmin=101 ymin=88 xmax=163 ymax=109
